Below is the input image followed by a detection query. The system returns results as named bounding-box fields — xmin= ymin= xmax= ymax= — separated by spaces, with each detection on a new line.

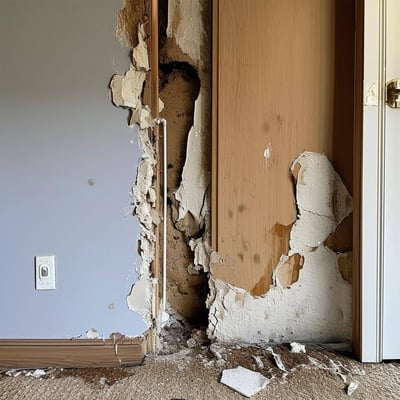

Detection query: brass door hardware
xmin=387 ymin=79 xmax=400 ymax=108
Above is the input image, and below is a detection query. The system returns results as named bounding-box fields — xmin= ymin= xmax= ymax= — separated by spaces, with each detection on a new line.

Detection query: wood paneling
xmin=213 ymin=0 xmax=339 ymax=293
xmin=0 ymin=338 xmax=146 ymax=369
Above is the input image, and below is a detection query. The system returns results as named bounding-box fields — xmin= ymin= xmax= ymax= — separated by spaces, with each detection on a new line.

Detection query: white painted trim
xmin=361 ymin=0 xmax=387 ymax=362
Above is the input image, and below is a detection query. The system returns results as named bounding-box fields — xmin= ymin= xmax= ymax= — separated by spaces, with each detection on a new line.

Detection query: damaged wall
xmin=113 ymin=0 xmax=355 ymax=346
xmin=160 ymin=0 xmax=355 ymax=344
xmin=0 ymin=0 xmax=147 ymax=338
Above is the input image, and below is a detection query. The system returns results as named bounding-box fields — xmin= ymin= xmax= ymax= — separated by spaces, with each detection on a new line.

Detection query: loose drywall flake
xmin=347 ymin=381 xmax=359 ymax=396
xmin=86 ymin=328 xmax=99 ymax=339
xmin=207 ymin=152 xmax=353 ymax=344
xmin=290 ymin=342 xmax=306 ymax=354
xmin=110 ymin=17 xmax=157 ymax=328
xmin=220 ymin=366 xmax=270 ymax=398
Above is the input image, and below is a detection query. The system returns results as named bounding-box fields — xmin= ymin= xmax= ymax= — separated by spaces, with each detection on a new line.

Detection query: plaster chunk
xmin=110 ymin=67 xmax=146 ymax=109
xmin=174 ymin=92 xmax=210 ymax=234
xmin=132 ymin=24 xmax=149 ymax=72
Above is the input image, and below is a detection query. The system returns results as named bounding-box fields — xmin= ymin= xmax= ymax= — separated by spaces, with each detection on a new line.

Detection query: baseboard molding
xmin=0 ymin=337 xmax=146 ymax=369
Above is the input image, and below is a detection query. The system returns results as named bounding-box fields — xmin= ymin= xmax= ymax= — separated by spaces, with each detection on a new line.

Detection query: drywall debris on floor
xmin=346 ymin=381 xmax=359 ymax=396
xmin=290 ymin=342 xmax=306 ymax=354
xmin=207 ymin=152 xmax=353 ymax=344
xmin=86 ymin=328 xmax=99 ymax=339
xmin=220 ymin=366 xmax=270 ymax=398
xmin=5 ymin=369 xmax=47 ymax=379
xmin=111 ymin=18 xmax=157 ymax=328
xmin=266 ymin=347 xmax=287 ymax=372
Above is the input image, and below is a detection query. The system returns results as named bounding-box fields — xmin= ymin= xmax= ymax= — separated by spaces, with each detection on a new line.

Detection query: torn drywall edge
xmin=110 ymin=21 xmax=158 ymax=331
xmin=127 ymin=273 xmax=155 ymax=327
xmin=207 ymin=152 xmax=353 ymax=344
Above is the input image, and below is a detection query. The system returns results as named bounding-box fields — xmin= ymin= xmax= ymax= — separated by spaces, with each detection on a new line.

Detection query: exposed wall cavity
xmin=159 ymin=0 xmax=211 ymax=324
xmin=111 ymin=7 xmax=157 ymax=328
xmin=207 ymin=152 xmax=353 ymax=344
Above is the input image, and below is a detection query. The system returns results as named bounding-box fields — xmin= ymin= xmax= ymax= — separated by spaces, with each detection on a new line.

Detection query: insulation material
xmin=207 ymin=152 xmax=353 ymax=344
xmin=110 ymin=22 xmax=157 ymax=328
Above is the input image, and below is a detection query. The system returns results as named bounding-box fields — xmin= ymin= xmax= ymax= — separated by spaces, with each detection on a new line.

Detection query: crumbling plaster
xmin=207 ymin=153 xmax=353 ymax=343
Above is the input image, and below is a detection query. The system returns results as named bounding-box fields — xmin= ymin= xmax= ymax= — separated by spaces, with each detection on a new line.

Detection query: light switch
xmin=35 ymin=255 xmax=56 ymax=290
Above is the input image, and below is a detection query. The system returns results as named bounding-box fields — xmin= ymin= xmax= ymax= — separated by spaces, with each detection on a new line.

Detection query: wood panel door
xmin=212 ymin=0 xmax=342 ymax=295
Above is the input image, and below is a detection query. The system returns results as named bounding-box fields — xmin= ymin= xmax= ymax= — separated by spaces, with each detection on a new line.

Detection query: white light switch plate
xmin=35 ymin=255 xmax=56 ymax=290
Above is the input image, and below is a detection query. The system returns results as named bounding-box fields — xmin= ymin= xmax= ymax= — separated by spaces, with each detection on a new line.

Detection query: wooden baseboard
xmin=0 ymin=337 xmax=146 ymax=369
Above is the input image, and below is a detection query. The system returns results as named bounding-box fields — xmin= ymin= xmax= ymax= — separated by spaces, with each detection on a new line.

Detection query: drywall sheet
xmin=0 ymin=0 xmax=147 ymax=338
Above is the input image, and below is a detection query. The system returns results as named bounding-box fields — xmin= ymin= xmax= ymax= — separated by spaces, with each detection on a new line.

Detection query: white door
xmin=362 ymin=0 xmax=400 ymax=361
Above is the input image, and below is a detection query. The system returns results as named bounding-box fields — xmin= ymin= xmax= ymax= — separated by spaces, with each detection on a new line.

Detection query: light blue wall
xmin=0 ymin=0 xmax=148 ymax=338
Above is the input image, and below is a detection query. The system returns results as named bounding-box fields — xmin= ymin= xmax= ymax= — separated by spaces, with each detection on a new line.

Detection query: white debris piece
xmin=5 ymin=369 xmax=46 ymax=378
xmin=86 ymin=328 xmax=99 ymax=339
xmin=99 ymin=377 xmax=108 ymax=386
xmin=252 ymin=355 xmax=264 ymax=369
xmin=267 ymin=347 xmax=286 ymax=372
xmin=220 ymin=366 xmax=270 ymax=398
xmin=290 ymin=342 xmax=306 ymax=354
xmin=5 ymin=369 xmax=22 ymax=377
xmin=210 ymin=343 xmax=224 ymax=360
xmin=28 ymin=369 xmax=46 ymax=379
xmin=347 ymin=381 xmax=359 ymax=396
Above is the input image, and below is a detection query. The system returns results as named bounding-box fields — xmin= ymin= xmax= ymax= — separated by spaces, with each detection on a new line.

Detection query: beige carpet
xmin=1 ymin=345 xmax=400 ymax=399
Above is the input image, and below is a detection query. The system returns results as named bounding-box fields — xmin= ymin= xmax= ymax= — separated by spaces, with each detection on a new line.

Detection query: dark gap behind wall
xmin=158 ymin=0 xmax=209 ymax=328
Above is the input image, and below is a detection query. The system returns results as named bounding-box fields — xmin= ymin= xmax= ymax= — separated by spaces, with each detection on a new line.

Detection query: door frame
xmin=355 ymin=0 xmax=390 ymax=363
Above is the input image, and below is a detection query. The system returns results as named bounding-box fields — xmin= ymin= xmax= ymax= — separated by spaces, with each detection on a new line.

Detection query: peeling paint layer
xmin=207 ymin=152 xmax=353 ymax=344
xmin=110 ymin=21 xmax=157 ymax=328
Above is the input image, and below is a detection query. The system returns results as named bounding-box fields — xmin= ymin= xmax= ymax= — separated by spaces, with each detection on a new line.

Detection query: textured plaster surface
xmin=207 ymin=152 xmax=353 ymax=344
